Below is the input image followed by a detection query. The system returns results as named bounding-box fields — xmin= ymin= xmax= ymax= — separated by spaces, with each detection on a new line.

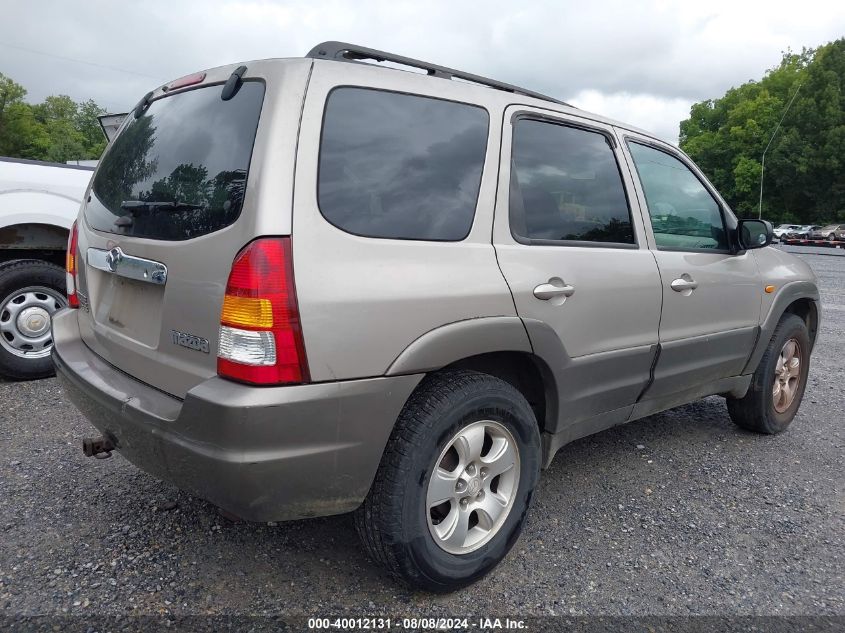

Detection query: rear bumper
xmin=51 ymin=309 xmax=422 ymax=522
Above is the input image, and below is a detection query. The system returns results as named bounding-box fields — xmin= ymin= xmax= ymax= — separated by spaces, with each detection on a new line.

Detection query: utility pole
xmin=758 ymin=82 xmax=802 ymax=219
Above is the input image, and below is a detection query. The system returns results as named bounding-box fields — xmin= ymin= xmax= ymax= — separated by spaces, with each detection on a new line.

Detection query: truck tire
xmin=354 ymin=370 xmax=541 ymax=592
xmin=726 ymin=313 xmax=810 ymax=434
xmin=0 ymin=259 xmax=68 ymax=380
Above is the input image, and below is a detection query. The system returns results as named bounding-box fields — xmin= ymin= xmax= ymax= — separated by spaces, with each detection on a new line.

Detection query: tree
xmin=0 ymin=73 xmax=26 ymax=119
xmin=680 ymin=40 xmax=845 ymax=223
xmin=0 ymin=73 xmax=46 ymax=158
xmin=76 ymin=99 xmax=107 ymax=158
xmin=0 ymin=72 xmax=108 ymax=163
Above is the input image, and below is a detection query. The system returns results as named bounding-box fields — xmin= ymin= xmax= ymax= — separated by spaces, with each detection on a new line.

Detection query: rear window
xmin=86 ymin=81 xmax=264 ymax=241
xmin=317 ymin=88 xmax=489 ymax=241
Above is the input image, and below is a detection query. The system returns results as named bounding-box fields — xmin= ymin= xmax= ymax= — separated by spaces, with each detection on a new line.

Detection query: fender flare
xmin=742 ymin=280 xmax=821 ymax=374
xmin=384 ymin=316 xmax=532 ymax=376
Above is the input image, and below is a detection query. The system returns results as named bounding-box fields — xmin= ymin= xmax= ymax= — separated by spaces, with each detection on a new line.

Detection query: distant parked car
xmin=773 ymin=224 xmax=803 ymax=239
xmin=785 ymin=225 xmax=821 ymax=239
xmin=808 ymin=224 xmax=845 ymax=241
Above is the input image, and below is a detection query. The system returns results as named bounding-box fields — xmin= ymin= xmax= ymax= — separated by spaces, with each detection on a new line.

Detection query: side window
xmin=628 ymin=142 xmax=728 ymax=251
xmin=318 ymin=88 xmax=489 ymax=241
xmin=510 ymin=119 xmax=634 ymax=245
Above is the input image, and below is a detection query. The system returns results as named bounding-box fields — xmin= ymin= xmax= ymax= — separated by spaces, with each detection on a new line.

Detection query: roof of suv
xmin=306 ymin=41 xmax=572 ymax=107
xmin=144 ymin=42 xmax=666 ymax=149
xmin=304 ymin=41 xmax=662 ymax=144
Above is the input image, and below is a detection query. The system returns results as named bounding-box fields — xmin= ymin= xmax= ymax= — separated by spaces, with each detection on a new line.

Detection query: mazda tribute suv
xmin=52 ymin=42 xmax=820 ymax=592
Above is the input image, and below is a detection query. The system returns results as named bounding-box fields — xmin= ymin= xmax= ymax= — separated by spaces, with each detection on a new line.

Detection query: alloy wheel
xmin=426 ymin=420 xmax=520 ymax=555
xmin=773 ymin=338 xmax=801 ymax=413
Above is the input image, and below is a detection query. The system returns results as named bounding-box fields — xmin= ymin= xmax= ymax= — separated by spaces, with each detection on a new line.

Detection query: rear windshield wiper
xmin=120 ymin=200 xmax=205 ymax=213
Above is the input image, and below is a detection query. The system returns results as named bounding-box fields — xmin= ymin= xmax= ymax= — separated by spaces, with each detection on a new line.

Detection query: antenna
xmin=758 ymin=81 xmax=802 ymax=219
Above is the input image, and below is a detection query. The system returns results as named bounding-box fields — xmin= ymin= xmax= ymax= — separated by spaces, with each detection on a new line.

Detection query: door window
xmin=510 ymin=119 xmax=634 ymax=245
xmin=628 ymin=142 xmax=728 ymax=251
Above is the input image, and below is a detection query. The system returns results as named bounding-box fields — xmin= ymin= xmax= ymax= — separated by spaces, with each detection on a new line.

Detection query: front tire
xmin=727 ymin=313 xmax=810 ymax=434
xmin=355 ymin=370 xmax=541 ymax=592
xmin=0 ymin=260 xmax=67 ymax=380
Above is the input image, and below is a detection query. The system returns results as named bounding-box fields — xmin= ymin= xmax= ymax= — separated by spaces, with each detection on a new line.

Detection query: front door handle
xmin=670 ymin=275 xmax=698 ymax=292
xmin=533 ymin=278 xmax=575 ymax=301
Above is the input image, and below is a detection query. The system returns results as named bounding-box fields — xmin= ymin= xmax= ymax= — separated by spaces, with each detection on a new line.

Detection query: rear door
xmin=620 ymin=135 xmax=762 ymax=398
xmin=493 ymin=106 xmax=662 ymax=424
xmin=289 ymin=62 xmax=518 ymax=383
xmin=74 ymin=61 xmax=311 ymax=398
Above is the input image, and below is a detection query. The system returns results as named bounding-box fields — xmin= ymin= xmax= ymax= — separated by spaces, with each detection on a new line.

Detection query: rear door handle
xmin=670 ymin=276 xmax=698 ymax=292
xmin=533 ymin=279 xmax=575 ymax=301
xmin=87 ymin=246 xmax=168 ymax=285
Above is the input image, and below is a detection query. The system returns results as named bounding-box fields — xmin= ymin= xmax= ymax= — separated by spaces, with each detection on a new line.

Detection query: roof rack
xmin=306 ymin=41 xmax=571 ymax=107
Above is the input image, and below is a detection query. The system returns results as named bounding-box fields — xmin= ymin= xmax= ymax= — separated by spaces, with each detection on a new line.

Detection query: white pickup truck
xmin=0 ymin=157 xmax=94 ymax=379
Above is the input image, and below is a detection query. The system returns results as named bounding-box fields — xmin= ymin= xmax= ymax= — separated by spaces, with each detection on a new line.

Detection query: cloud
xmin=570 ymin=90 xmax=694 ymax=144
xmin=1 ymin=0 xmax=843 ymax=141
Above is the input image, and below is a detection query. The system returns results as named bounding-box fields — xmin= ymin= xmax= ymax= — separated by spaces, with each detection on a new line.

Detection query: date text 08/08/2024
xmin=306 ymin=617 xmax=527 ymax=630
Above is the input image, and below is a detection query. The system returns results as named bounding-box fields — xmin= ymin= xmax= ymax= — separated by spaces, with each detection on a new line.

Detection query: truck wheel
xmin=354 ymin=370 xmax=541 ymax=592
xmin=727 ymin=313 xmax=810 ymax=434
xmin=0 ymin=260 xmax=67 ymax=380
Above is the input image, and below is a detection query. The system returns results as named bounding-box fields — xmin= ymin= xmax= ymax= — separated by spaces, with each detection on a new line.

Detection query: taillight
xmin=66 ymin=221 xmax=79 ymax=308
xmin=217 ymin=237 xmax=309 ymax=385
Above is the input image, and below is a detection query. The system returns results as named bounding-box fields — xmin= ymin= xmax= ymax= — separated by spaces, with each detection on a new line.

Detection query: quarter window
xmin=510 ymin=119 xmax=634 ymax=245
xmin=628 ymin=142 xmax=728 ymax=251
xmin=318 ymin=88 xmax=489 ymax=241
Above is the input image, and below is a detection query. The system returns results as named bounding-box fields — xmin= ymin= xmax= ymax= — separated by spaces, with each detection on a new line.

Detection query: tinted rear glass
xmin=317 ymin=88 xmax=489 ymax=241
xmin=86 ymin=82 xmax=264 ymax=241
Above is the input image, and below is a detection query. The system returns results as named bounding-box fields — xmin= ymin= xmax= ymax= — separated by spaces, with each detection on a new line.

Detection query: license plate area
xmin=91 ymin=272 xmax=164 ymax=348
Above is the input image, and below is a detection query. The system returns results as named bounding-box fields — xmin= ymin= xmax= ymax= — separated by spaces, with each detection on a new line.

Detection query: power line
xmin=0 ymin=40 xmax=163 ymax=81
xmin=758 ymin=81 xmax=802 ymax=219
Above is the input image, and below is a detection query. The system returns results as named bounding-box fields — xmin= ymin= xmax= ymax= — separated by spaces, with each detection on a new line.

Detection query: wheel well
xmin=0 ymin=223 xmax=68 ymax=268
xmin=783 ymin=298 xmax=819 ymax=348
xmin=0 ymin=250 xmax=65 ymax=268
xmin=444 ymin=351 xmax=555 ymax=434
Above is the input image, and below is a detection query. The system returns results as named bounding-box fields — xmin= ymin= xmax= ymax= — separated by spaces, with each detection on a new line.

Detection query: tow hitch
xmin=82 ymin=436 xmax=115 ymax=459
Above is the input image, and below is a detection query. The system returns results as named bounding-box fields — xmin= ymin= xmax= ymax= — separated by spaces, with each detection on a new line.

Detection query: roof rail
xmin=306 ymin=41 xmax=571 ymax=107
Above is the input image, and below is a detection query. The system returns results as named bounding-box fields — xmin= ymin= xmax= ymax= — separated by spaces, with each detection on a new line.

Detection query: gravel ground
xmin=0 ymin=251 xmax=843 ymax=620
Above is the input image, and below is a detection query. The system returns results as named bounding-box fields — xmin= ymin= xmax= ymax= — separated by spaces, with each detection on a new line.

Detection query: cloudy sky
xmin=2 ymin=0 xmax=844 ymax=142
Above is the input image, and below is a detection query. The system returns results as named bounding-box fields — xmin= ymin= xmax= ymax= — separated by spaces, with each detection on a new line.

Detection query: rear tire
xmin=354 ymin=370 xmax=541 ymax=592
xmin=727 ymin=313 xmax=810 ymax=434
xmin=0 ymin=260 xmax=67 ymax=381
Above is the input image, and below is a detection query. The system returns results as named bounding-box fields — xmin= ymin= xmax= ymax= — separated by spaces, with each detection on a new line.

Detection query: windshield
xmin=86 ymin=81 xmax=265 ymax=241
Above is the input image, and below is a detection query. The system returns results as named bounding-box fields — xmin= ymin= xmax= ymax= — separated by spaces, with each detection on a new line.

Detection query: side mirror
xmin=737 ymin=219 xmax=773 ymax=250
